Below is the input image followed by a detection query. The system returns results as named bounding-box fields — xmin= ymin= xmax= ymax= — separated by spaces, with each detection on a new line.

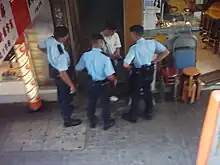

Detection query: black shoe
xmin=143 ymin=113 xmax=153 ymax=120
xmin=70 ymin=105 xmax=80 ymax=109
xmin=64 ymin=119 xmax=82 ymax=127
xmin=103 ymin=119 xmax=115 ymax=131
xmin=90 ymin=122 xmax=96 ymax=129
xmin=89 ymin=115 xmax=98 ymax=128
xmin=89 ymin=118 xmax=97 ymax=129
xmin=122 ymin=113 xmax=137 ymax=123
xmin=70 ymin=105 xmax=75 ymax=109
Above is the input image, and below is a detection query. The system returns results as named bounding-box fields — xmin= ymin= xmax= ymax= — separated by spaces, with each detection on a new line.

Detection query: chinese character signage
xmin=10 ymin=0 xmax=30 ymax=36
xmin=0 ymin=0 xmax=18 ymax=64
xmin=26 ymin=0 xmax=44 ymax=22
xmin=144 ymin=0 xmax=161 ymax=13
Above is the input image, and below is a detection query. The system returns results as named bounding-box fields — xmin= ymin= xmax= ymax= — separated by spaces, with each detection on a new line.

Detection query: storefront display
xmin=1 ymin=67 xmax=19 ymax=80
xmin=0 ymin=48 xmax=20 ymax=81
xmin=0 ymin=0 xmax=45 ymax=107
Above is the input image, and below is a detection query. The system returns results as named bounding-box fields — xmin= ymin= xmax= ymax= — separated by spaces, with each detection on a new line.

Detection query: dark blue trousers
xmin=87 ymin=81 xmax=111 ymax=124
xmin=55 ymin=79 xmax=73 ymax=120
xmin=129 ymin=65 xmax=154 ymax=119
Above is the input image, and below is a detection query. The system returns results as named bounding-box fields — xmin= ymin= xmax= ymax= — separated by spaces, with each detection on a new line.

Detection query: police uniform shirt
xmin=101 ymin=32 xmax=121 ymax=55
xmin=124 ymin=38 xmax=166 ymax=68
xmin=75 ymin=48 xmax=115 ymax=81
xmin=39 ymin=37 xmax=70 ymax=71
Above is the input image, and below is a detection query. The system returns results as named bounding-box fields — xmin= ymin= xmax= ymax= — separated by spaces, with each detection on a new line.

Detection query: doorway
xmin=73 ymin=0 xmax=126 ymax=92
xmin=76 ymin=0 xmax=124 ymax=54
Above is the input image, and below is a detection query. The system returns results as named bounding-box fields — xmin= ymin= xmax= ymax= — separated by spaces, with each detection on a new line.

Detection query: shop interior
xmin=0 ymin=0 xmax=54 ymax=87
xmin=160 ymin=0 xmax=220 ymax=81
xmin=168 ymin=0 xmax=220 ymax=75
xmin=137 ymin=0 xmax=220 ymax=95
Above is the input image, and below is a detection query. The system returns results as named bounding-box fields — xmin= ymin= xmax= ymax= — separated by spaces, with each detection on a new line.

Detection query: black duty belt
xmin=91 ymin=79 xmax=109 ymax=86
xmin=88 ymin=75 xmax=109 ymax=86
xmin=133 ymin=64 xmax=154 ymax=73
xmin=93 ymin=79 xmax=108 ymax=83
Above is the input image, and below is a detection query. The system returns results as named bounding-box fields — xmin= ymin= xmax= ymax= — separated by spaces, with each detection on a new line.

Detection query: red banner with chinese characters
xmin=0 ymin=0 xmax=18 ymax=64
xmin=0 ymin=0 xmax=44 ymax=63
xmin=10 ymin=0 xmax=44 ymax=36
xmin=10 ymin=0 xmax=30 ymax=36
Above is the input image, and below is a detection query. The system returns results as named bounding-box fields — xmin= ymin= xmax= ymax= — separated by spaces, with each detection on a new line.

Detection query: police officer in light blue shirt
xmin=75 ymin=34 xmax=117 ymax=131
xmin=38 ymin=26 xmax=81 ymax=127
xmin=123 ymin=25 xmax=169 ymax=123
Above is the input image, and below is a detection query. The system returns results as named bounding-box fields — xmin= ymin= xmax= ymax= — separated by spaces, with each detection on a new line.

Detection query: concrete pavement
xmin=0 ymin=91 xmax=210 ymax=165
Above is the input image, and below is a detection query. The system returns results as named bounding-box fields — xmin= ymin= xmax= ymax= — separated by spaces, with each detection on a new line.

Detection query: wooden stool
xmin=181 ymin=67 xmax=201 ymax=104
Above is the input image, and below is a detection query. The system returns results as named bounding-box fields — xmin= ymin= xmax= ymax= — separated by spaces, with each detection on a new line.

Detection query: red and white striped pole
xmin=14 ymin=34 xmax=42 ymax=111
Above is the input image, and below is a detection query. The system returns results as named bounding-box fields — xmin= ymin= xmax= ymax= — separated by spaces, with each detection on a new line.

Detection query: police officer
xmin=123 ymin=25 xmax=169 ymax=123
xmin=38 ymin=26 xmax=82 ymax=127
xmin=75 ymin=34 xmax=116 ymax=130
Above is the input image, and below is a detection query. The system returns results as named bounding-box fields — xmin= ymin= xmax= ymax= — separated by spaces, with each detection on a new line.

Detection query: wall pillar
xmin=123 ymin=0 xmax=143 ymax=52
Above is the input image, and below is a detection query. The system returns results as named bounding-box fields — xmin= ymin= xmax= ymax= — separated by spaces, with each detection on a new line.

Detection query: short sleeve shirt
xmin=124 ymin=38 xmax=166 ymax=68
xmin=101 ymin=32 xmax=121 ymax=55
xmin=75 ymin=48 xmax=115 ymax=81
xmin=39 ymin=37 xmax=70 ymax=71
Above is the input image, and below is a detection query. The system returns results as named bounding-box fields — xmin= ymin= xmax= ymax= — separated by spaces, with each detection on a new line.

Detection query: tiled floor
xmin=0 ymin=104 xmax=86 ymax=152
xmin=0 ymin=91 xmax=210 ymax=165
xmin=196 ymin=38 xmax=220 ymax=74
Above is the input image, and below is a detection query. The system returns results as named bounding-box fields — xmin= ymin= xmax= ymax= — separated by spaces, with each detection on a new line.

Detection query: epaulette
xmin=82 ymin=68 xmax=88 ymax=72
xmin=101 ymin=51 xmax=110 ymax=57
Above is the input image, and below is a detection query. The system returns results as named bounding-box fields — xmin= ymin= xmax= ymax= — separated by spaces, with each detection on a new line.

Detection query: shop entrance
xmin=72 ymin=0 xmax=126 ymax=92
xmin=76 ymin=0 xmax=124 ymax=54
